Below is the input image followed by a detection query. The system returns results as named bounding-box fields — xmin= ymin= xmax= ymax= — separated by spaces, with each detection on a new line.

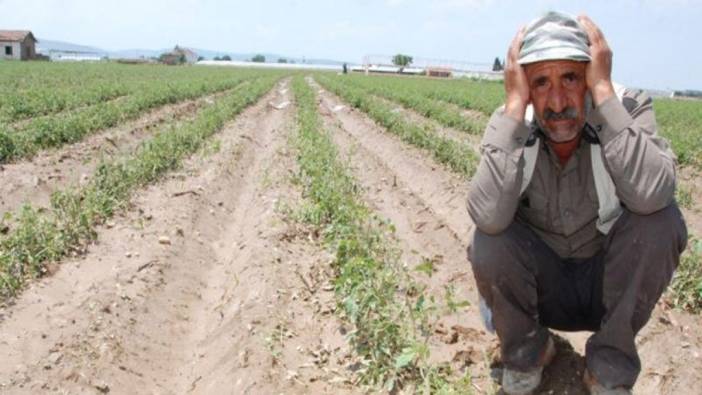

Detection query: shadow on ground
xmin=491 ymin=334 xmax=589 ymax=395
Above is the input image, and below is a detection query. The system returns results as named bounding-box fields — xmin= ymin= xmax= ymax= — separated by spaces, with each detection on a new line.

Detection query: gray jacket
xmin=467 ymin=89 xmax=676 ymax=258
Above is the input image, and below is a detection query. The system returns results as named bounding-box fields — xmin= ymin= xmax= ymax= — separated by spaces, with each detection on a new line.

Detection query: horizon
xmin=35 ymin=37 xmax=352 ymax=63
xmin=2 ymin=0 xmax=700 ymax=90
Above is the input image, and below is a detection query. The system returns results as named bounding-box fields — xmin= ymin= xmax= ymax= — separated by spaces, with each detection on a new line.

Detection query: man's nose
xmin=546 ymin=85 xmax=567 ymax=113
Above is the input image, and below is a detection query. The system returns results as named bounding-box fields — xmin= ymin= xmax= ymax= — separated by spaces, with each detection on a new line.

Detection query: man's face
xmin=524 ymin=60 xmax=588 ymax=143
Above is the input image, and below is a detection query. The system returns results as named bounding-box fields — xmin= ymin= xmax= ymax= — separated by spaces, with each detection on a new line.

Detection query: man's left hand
xmin=578 ymin=15 xmax=615 ymax=106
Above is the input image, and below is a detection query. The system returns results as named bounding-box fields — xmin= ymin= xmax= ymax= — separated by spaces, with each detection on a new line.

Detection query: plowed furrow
xmin=0 ymin=80 xmax=354 ymax=394
xmin=0 ymin=90 xmax=228 ymax=217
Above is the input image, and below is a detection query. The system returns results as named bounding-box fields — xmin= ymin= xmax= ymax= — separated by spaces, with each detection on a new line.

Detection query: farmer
xmin=467 ymin=11 xmax=687 ymax=395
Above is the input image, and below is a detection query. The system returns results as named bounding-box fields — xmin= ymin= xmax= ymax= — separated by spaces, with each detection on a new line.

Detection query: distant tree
xmin=251 ymin=54 xmax=266 ymax=63
xmin=392 ymin=54 xmax=413 ymax=67
xmin=214 ymin=56 xmax=221 ymax=61
xmin=221 ymin=55 xmax=232 ymax=61
xmin=277 ymin=58 xmax=288 ymax=63
xmin=289 ymin=59 xmax=296 ymax=64
xmin=197 ymin=56 xmax=205 ymax=61
xmin=492 ymin=57 xmax=504 ymax=72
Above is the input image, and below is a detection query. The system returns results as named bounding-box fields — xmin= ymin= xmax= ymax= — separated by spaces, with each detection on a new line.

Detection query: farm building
xmin=160 ymin=45 xmax=198 ymax=65
xmin=354 ymin=54 xmax=503 ymax=80
xmin=0 ymin=30 xmax=38 ymax=60
xmin=426 ymin=67 xmax=452 ymax=78
xmin=44 ymin=50 xmax=104 ymax=62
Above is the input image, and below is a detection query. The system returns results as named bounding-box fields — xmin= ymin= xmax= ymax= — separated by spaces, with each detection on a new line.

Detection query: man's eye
xmin=564 ymin=74 xmax=579 ymax=84
xmin=533 ymin=78 xmax=548 ymax=88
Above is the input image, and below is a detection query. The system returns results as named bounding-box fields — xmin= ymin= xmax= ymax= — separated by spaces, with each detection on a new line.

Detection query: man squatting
xmin=467 ymin=11 xmax=688 ymax=395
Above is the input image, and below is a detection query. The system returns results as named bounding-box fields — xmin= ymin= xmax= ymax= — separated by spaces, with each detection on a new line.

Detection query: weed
xmin=444 ymin=284 xmax=471 ymax=314
xmin=669 ymin=237 xmax=702 ymax=313
xmin=676 ymin=181 xmax=694 ymax=210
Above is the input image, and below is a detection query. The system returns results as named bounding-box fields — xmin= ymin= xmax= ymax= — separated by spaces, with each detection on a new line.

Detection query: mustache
xmin=543 ymin=107 xmax=578 ymax=121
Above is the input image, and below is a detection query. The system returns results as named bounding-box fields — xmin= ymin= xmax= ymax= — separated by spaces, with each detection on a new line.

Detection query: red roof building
xmin=0 ymin=30 xmax=38 ymax=60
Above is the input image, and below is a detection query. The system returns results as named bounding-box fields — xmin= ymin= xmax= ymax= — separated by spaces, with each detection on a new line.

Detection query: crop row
xmin=0 ymin=73 xmax=282 ymax=297
xmin=0 ymin=83 xmax=128 ymax=123
xmin=291 ymin=76 xmax=472 ymax=393
xmin=343 ymin=74 xmax=504 ymax=116
xmin=0 ymin=63 xmax=264 ymax=122
xmin=654 ymin=99 xmax=702 ymax=169
xmin=338 ymin=74 xmax=488 ymax=135
xmin=314 ymin=74 xmax=478 ymax=178
xmin=342 ymin=73 xmax=702 ymax=171
xmin=420 ymin=78 xmax=505 ymax=115
xmin=0 ymin=69 xmax=270 ymax=163
xmin=0 ymin=62 xmax=136 ymax=91
xmin=0 ymin=62 xmax=249 ymax=93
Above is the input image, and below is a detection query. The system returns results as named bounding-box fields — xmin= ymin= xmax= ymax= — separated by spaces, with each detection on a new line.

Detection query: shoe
xmin=502 ymin=336 xmax=556 ymax=395
xmin=583 ymin=369 xmax=632 ymax=395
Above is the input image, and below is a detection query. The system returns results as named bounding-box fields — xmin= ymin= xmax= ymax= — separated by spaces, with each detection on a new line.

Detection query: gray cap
xmin=518 ymin=11 xmax=591 ymax=65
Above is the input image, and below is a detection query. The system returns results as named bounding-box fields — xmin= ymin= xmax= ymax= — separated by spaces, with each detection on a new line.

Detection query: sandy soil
xmin=0 ymin=81 xmax=355 ymax=394
xmin=0 ymin=90 xmax=230 ymax=217
xmin=313 ymin=79 xmax=702 ymax=394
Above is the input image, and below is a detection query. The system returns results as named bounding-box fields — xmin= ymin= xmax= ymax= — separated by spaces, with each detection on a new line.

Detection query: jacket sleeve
xmin=467 ymin=108 xmax=531 ymax=234
xmin=590 ymin=89 xmax=676 ymax=214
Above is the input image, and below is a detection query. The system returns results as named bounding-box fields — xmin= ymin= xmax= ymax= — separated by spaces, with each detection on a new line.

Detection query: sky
xmin=1 ymin=0 xmax=700 ymax=90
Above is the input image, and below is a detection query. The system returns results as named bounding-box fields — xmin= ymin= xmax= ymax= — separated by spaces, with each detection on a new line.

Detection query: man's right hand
xmin=504 ymin=27 xmax=530 ymax=122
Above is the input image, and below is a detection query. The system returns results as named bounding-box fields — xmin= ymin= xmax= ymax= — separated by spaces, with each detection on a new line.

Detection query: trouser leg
xmin=469 ymin=221 xmax=558 ymax=371
xmin=586 ymin=203 xmax=688 ymax=389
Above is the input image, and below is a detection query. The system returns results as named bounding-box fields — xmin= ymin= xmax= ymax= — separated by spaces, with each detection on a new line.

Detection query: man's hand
xmin=503 ymin=26 xmax=530 ymax=121
xmin=578 ymin=15 xmax=615 ymax=106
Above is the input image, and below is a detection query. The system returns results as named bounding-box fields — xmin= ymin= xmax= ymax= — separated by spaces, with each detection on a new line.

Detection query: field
xmin=0 ymin=63 xmax=700 ymax=394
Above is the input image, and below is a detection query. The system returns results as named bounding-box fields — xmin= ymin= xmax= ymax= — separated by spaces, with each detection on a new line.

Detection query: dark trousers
xmin=468 ymin=204 xmax=687 ymax=389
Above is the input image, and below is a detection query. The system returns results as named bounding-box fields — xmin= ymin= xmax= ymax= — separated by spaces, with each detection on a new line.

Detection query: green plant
xmin=291 ymin=75 xmax=471 ymax=392
xmin=315 ymin=74 xmax=479 ymax=178
xmin=0 ymin=74 xmax=282 ymax=297
xmin=444 ymin=284 xmax=470 ymax=314
xmin=669 ymin=237 xmax=702 ymax=313
xmin=1 ymin=68 xmax=263 ymax=163
xmin=676 ymin=182 xmax=694 ymax=209
xmin=654 ymin=98 xmax=702 ymax=170
xmin=338 ymin=74 xmax=487 ymax=135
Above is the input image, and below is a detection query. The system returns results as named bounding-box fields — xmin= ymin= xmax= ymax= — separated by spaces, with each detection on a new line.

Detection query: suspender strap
xmin=590 ymin=143 xmax=623 ymax=233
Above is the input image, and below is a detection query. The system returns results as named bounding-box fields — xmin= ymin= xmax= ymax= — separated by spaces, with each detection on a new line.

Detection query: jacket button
xmin=516 ymin=137 xmax=523 ymax=144
xmin=596 ymin=125 xmax=603 ymax=132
